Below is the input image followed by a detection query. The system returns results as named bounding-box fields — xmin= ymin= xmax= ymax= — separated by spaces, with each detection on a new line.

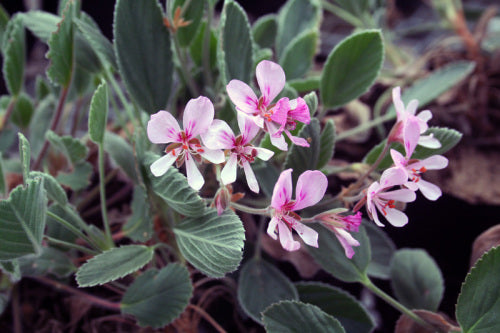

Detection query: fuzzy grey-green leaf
xmin=76 ymin=245 xmax=154 ymax=287
xmin=18 ymin=132 xmax=31 ymax=182
xmin=29 ymin=171 xmax=67 ymax=206
xmin=252 ymin=14 xmax=277 ymax=49
xmin=2 ymin=15 xmax=25 ymax=96
xmin=317 ymin=119 xmax=335 ymax=169
xmin=280 ymin=30 xmax=317 ymax=80
xmin=74 ymin=17 xmax=117 ymax=69
xmin=88 ymin=82 xmax=108 ymax=144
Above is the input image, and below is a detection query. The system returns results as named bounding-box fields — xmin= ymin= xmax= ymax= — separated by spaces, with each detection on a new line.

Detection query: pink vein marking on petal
xmin=147 ymin=111 xmax=181 ymax=144
xmin=271 ymin=169 xmax=293 ymax=209
xmin=292 ymin=170 xmax=327 ymax=211
xmin=256 ymin=60 xmax=286 ymax=104
xmin=183 ymin=96 xmax=214 ymax=138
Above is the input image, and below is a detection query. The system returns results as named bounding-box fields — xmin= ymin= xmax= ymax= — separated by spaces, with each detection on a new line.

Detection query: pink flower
xmin=201 ymin=114 xmax=274 ymax=193
xmin=366 ymin=168 xmax=416 ymax=227
xmin=226 ymin=60 xmax=310 ymax=150
xmin=390 ymin=119 xmax=449 ymax=201
xmin=267 ymin=169 xmax=328 ymax=251
xmin=147 ymin=96 xmax=225 ymax=190
xmin=390 ymin=86 xmax=441 ymax=149
xmin=314 ymin=209 xmax=362 ymax=258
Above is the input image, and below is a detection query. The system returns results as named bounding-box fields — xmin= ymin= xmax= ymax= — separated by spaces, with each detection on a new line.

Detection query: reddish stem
xmin=0 ymin=96 xmax=16 ymax=132
xmin=188 ymin=304 xmax=227 ymax=333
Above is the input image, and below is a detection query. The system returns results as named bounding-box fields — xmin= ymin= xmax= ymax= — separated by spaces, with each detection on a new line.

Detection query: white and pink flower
xmin=147 ymin=96 xmax=225 ymax=190
xmin=267 ymin=169 xmax=327 ymax=251
xmin=366 ymin=167 xmax=416 ymax=227
xmin=201 ymin=114 xmax=274 ymax=193
xmin=226 ymin=60 xmax=310 ymax=150
xmin=390 ymin=86 xmax=441 ymax=149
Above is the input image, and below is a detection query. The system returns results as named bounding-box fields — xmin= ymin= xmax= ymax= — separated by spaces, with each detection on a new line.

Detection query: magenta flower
xmin=226 ymin=60 xmax=310 ymax=150
xmin=314 ymin=209 xmax=362 ymax=258
xmin=201 ymin=114 xmax=274 ymax=193
xmin=366 ymin=167 xmax=416 ymax=227
xmin=147 ymin=96 xmax=225 ymax=190
xmin=390 ymin=118 xmax=449 ymax=200
xmin=390 ymin=86 xmax=441 ymax=149
xmin=267 ymin=169 xmax=328 ymax=251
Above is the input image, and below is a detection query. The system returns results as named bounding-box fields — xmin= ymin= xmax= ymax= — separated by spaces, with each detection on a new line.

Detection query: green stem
xmin=45 ymin=236 xmax=98 ymax=255
xmin=335 ymin=112 xmax=395 ymax=142
xmin=172 ymin=33 xmax=199 ymax=97
xmin=231 ymin=202 xmax=270 ymax=216
xmin=362 ymin=276 xmax=433 ymax=330
xmin=98 ymin=143 xmax=113 ymax=247
xmin=202 ymin=2 xmax=214 ymax=89
xmin=321 ymin=0 xmax=365 ymax=27
xmin=46 ymin=211 xmax=99 ymax=250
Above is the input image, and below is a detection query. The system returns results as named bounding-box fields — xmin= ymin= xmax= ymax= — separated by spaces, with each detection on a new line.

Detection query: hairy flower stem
xmin=336 ymin=112 xmax=394 ymax=142
xmin=33 ymin=86 xmax=69 ymax=170
xmin=230 ymin=202 xmax=270 ymax=216
xmin=98 ymin=143 xmax=114 ymax=248
xmin=362 ymin=276 xmax=436 ymax=331
xmin=34 ymin=277 xmax=121 ymax=311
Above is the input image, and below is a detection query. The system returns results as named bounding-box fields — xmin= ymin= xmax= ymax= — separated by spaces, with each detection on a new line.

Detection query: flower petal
xmin=418 ymin=134 xmax=442 ymax=149
xmin=379 ymin=188 xmax=416 ymax=203
xmin=285 ymin=131 xmax=310 ymax=147
xmin=271 ymin=169 xmax=293 ymax=208
xmin=420 ymin=155 xmax=448 ymax=170
xmin=270 ymin=98 xmax=289 ymax=130
xmin=183 ymin=96 xmax=215 ymax=138
xmin=383 ymin=208 xmax=409 ymax=227
xmin=256 ymin=60 xmax=285 ymax=105
xmin=390 ymin=149 xmax=407 ymax=169
xmin=392 ymin=87 xmax=405 ymax=117
xmin=334 ymin=229 xmax=360 ymax=259
xmin=243 ymin=161 xmax=259 ymax=193
xmin=185 ymin=153 xmax=204 ymax=190
xmin=403 ymin=118 xmax=420 ymax=159
xmin=291 ymin=221 xmax=318 ymax=248
xmin=237 ymin=113 xmax=261 ymax=143
xmin=417 ymin=110 xmax=432 ymax=123
xmin=406 ymin=99 xmax=419 ymax=115
xmin=220 ymin=153 xmax=237 ymax=185
xmin=288 ymin=98 xmax=310 ymax=124
xmin=379 ymin=167 xmax=408 ymax=189
xmin=278 ymin=220 xmax=301 ymax=251
xmin=200 ymin=148 xmax=226 ymax=164
xmin=292 ymin=170 xmax=327 ymax=211
xmin=226 ymin=80 xmax=258 ymax=115
xmin=369 ymin=201 xmax=385 ymax=227
xmin=267 ymin=217 xmax=279 ymax=240
xmin=150 ymin=152 xmax=177 ymax=176
xmin=418 ymin=179 xmax=442 ymax=201
xmin=255 ymin=147 xmax=274 ymax=161
xmin=269 ymin=132 xmax=288 ymax=151
xmin=147 ymin=111 xmax=181 ymax=144
xmin=201 ymin=119 xmax=235 ymax=149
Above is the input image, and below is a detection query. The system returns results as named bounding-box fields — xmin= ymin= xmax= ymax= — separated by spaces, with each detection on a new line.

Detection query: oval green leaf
xmin=173 ymin=209 xmax=245 ymax=278
xmin=238 ymin=257 xmax=298 ymax=323
xmin=280 ymin=30 xmax=317 ymax=80
xmin=76 ymin=245 xmax=154 ymax=287
xmin=320 ymin=29 xmax=384 ymax=109
xmin=46 ymin=130 xmax=88 ymax=165
xmin=11 ymin=93 xmax=34 ymax=129
xmin=457 ymin=247 xmax=500 ymax=333
xmin=262 ymin=300 xmax=345 ymax=333
xmin=364 ymin=220 xmax=396 ymax=279
xmin=121 ymin=264 xmax=192 ymax=328
xmin=114 ymin=0 xmax=173 ymax=113
xmin=29 ymin=171 xmax=67 ymax=206
xmin=317 ymin=119 xmax=336 ymax=170
xmin=19 ymin=247 xmax=76 ymax=278
xmin=74 ymin=16 xmax=117 ymax=69
xmin=2 ymin=15 xmax=25 ymax=96
xmin=296 ymin=282 xmax=374 ymax=333
xmin=390 ymin=249 xmax=444 ymax=311
xmin=252 ymin=14 xmax=277 ymax=49
xmin=172 ymin=0 xmax=204 ymax=47
xmin=88 ymin=82 xmax=108 ymax=144
xmin=307 ymin=223 xmax=370 ymax=283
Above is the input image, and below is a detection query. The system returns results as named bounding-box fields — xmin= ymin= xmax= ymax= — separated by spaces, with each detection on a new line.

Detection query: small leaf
xmin=0 ymin=178 xmax=47 ymax=260
xmin=29 ymin=171 xmax=67 ymax=206
xmin=2 ymin=14 xmax=25 ymax=96
xmin=390 ymin=249 xmax=444 ymax=311
xmin=103 ymin=132 xmax=139 ymax=182
xmin=320 ymin=30 xmax=384 ymax=109
xmin=29 ymin=96 xmax=56 ymax=156
xmin=262 ymin=300 xmax=346 ymax=333
xmin=121 ymin=264 xmax=192 ymax=328
xmin=364 ymin=220 xmax=396 ymax=279
xmin=307 ymin=224 xmax=370 ymax=283
xmin=88 ymin=82 xmax=108 ymax=144
xmin=56 ymin=161 xmax=92 ymax=190
xmin=457 ymin=247 xmax=500 ymax=333
xmin=363 ymin=127 xmax=463 ymax=170
xmin=296 ymin=282 xmax=374 ymax=333
xmin=317 ymin=119 xmax=335 ymax=169
xmin=145 ymin=153 xmax=205 ymax=217
xmin=0 ymin=4 xmax=9 ymax=47
xmin=11 ymin=93 xmax=34 ymax=129
xmin=280 ymin=30 xmax=317 ymax=80
xmin=19 ymin=247 xmax=76 ymax=278
xmin=46 ymin=1 xmax=76 ymax=87
xmin=20 ymin=11 xmax=59 ymax=42
xmin=284 ymin=118 xmax=321 ymax=183
xmin=304 ymin=91 xmax=319 ymax=116
xmin=172 ymin=0 xmax=204 ymax=47
xmin=76 ymin=245 xmax=154 ymax=287
xmin=46 ymin=203 xmax=83 ymax=243
xmin=46 ymin=130 xmax=88 ymax=165
xmin=288 ymin=76 xmax=320 ymax=93
xmin=276 ymin=0 xmax=321 ymax=59
xmin=74 ymin=16 xmax=117 ymax=69
xmin=123 ymin=186 xmax=153 ymax=242
xmin=174 ymin=209 xmax=245 ymax=278
xmin=73 ymin=25 xmax=101 ymax=74
xmin=114 ymin=0 xmax=173 ymax=113
xmin=35 ymin=76 xmax=52 ymax=100
xmin=18 ymin=132 xmax=30 ymax=182
xmin=252 ymin=14 xmax=277 ymax=49
xmin=218 ymin=0 xmax=254 ymax=84
xmin=238 ymin=257 xmax=298 ymax=323
xmin=189 ymin=21 xmax=217 ymax=68
xmin=387 ymin=61 xmax=476 ymax=116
